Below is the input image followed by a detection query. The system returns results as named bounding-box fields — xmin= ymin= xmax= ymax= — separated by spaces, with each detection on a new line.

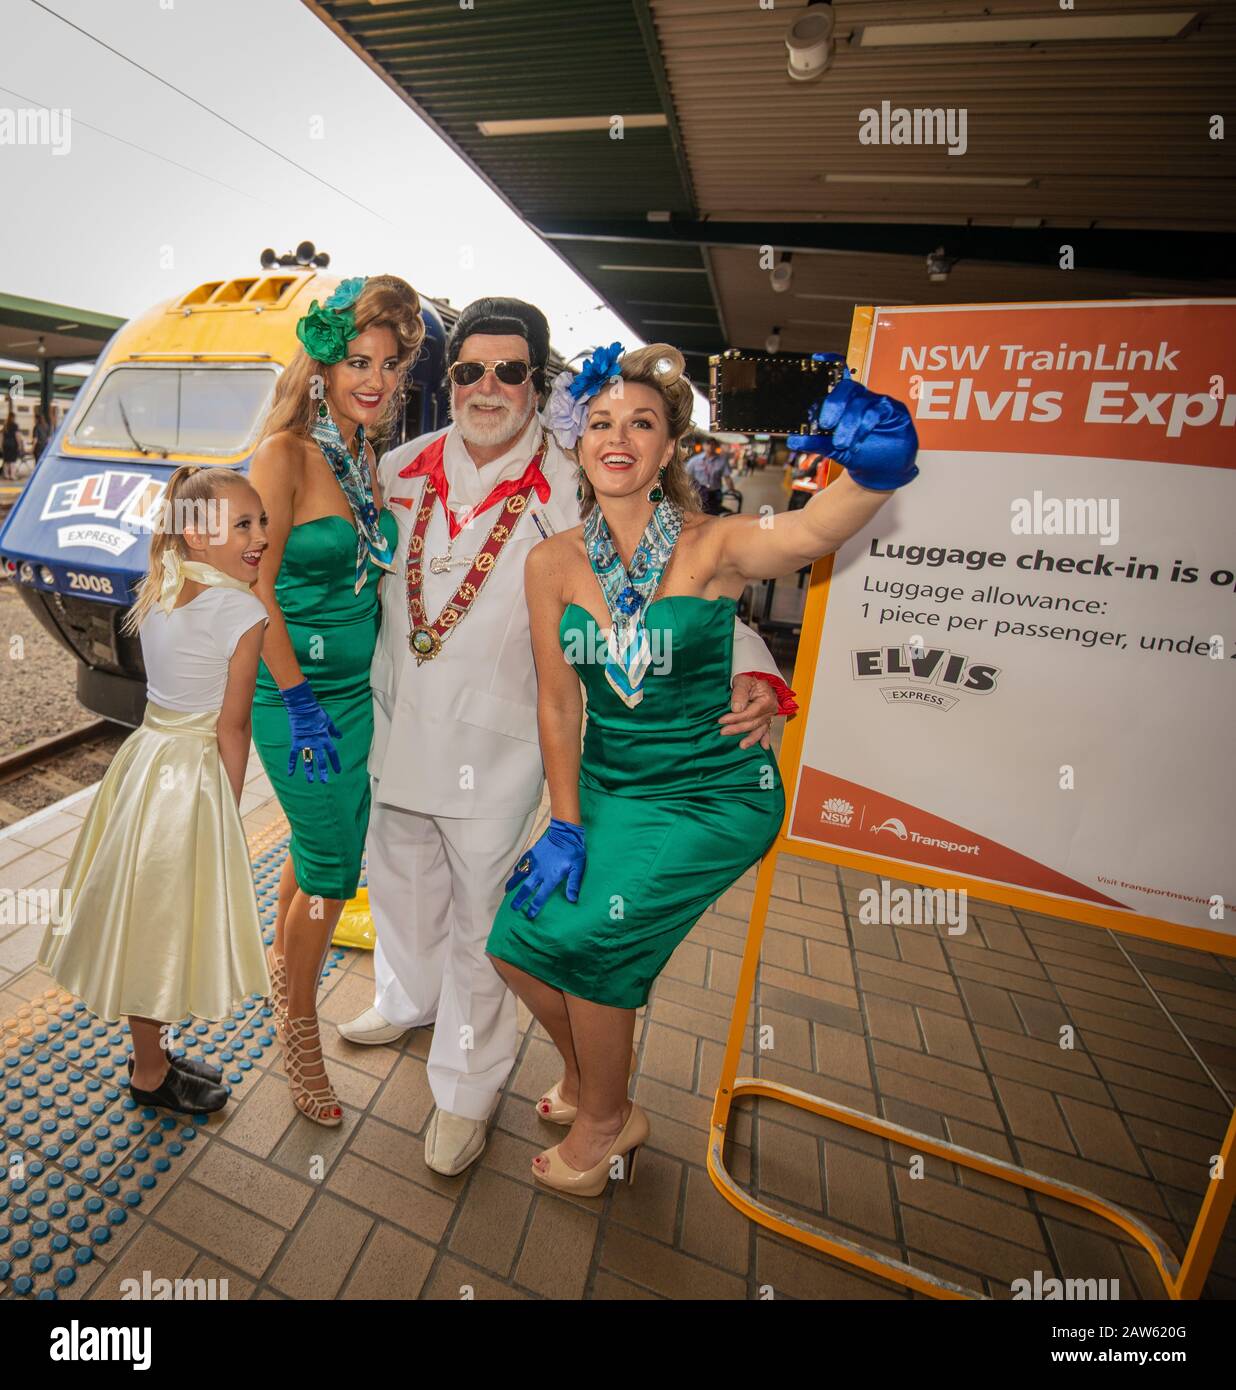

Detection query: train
xmin=0 ymin=253 xmax=460 ymax=726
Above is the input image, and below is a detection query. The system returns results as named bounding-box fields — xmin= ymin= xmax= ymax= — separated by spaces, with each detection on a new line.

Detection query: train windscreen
xmin=71 ymin=364 xmax=278 ymax=457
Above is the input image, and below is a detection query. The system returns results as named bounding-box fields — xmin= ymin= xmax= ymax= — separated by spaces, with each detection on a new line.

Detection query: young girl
xmin=39 ymin=464 xmax=272 ymax=1114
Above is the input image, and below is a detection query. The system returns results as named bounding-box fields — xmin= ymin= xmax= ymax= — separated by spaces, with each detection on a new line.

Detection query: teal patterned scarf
xmin=309 ymin=404 xmax=395 ymax=594
xmin=584 ymin=499 xmax=683 ymax=707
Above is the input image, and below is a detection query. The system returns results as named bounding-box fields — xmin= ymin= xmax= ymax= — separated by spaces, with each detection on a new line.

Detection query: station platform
xmin=1 ymin=745 xmax=1233 ymax=1302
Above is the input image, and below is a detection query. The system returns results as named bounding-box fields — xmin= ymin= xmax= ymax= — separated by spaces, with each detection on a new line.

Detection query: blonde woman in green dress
xmin=487 ymin=343 xmax=919 ymax=1195
xmin=249 ymin=275 xmax=422 ymax=1125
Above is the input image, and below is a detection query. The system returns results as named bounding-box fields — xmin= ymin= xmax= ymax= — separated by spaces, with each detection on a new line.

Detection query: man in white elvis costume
xmin=342 ymin=298 xmax=789 ymax=1175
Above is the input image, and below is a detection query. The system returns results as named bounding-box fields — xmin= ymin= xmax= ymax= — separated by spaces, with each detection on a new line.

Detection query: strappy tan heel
xmin=536 ymin=1048 xmax=637 ymax=1124
xmin=282 ymin=1013 xmax=343 ymax=1126
xmin=265 ymin=944 xmax=288 ymax=1042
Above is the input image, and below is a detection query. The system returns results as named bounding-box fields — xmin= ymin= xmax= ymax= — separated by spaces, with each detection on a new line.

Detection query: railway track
xmin=0 ymin=719 xmax=126 ymax=829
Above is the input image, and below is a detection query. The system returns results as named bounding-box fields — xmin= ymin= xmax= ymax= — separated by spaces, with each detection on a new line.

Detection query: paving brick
xmin=755 ymin=1233 xmax=906 ymax=1300
xmin=805 ymin=939 xmax=856 ymax=988
xmin=760 ymin=981 xmax=863 ymax=1032
xmin=994 ymin=1077 xmax=1074 ymax=1151
xmin=877 ymin=1070 xmax=1004 ymax=1130
xmin=662 ymin=938 xmax=707 ymax=987
xmin=757 ymin=1007 xmax=814 ymax=1071
xmin=423 ymin=1255 xmax=531 ymax=1299
xmin=873 ymin=1039 xmax=994 ymax=1098
xmin=267 ymin=1192 xmax=373 ymax=1298
xmin=514 ymin=1195 xmax=599 ymax=1298
xmin=641 ymin=1020 xmax=698 ymax=1090
xmin=761 ymin=928 xmax=808 ymax=971
xmin=917 ymin=1008 xmax=983 ymax=1067
xmin=192 ymin=1141 xmax=314 ymax=1227
xmin=591 ymin=1271 xmax=661 ymax=1299
xmin=857 ymin=968 xmax=965 ymax=1017
xmin=214 ymin=1069 xmax=295 ymax=1159
xmin=894 ymin=1167 xmax=1044 ymax=1251
xmin=1058 ymin=1096 xmax=1149 ymax=1174
xmin=371 ymin=1053 xmax=435 ymax=1133
xmin=601 ymin=1224 xmax=745 ymax=1299
xmin=157 ymin=1181 xmax=286 ymax=1280
xmin=957 ymin=977 xmax=1023 ymax=1031
xmin=811 ymin=1023 xmax=873 ymax=1088
xmin=866 ymin=995 xmax=921 ymax=1048
xmin=824 ymin=1140 xmax=898 ymax=1239
xmin=84 ymin=1223 xmax=198 ymax=1299
xmin=680 ymin=1165 xmax=751 ymax=1273
xmin=983 ymin=1047 xmax=1111 ymax=1105
xmin=902 ymin=1207 xmax=1047 ymax=1285
xmin=448 ymin=1169 xmax=533 ymax=1277
xmin=341 ymin=1223 xmax=437 ymax=1300
xmin=328 ymin=1152 xmax=455 ymax=1243
xmin=608 ymin=1143 xmax=683 ymax=1241
xmin=756 ymin=1118 xmax=822 ymax=1210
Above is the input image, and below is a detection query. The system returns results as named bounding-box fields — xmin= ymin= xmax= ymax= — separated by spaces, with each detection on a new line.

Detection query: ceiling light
xmin=598 ymin=264 xmax=708 ymax=274
xmin=823 ymin=173 xmax=1034 ymax=186
xmin=766 ymin=328 xmax=782 ymax=355
xmin=786 ymin=4 xmax=836 ymax=81
xmin=853 ymin=12 xmax=1195 ymax=46
xmin=770 ymin=257 xmax=794 ymax=293
xmin=926 ymin=247 xmax=956 ymax=283
xmin=477 ymin=114 xmax=667 ymax=136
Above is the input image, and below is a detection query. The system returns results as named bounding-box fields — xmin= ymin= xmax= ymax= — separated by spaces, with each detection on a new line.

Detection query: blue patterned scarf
xmin=309 ymin=405 xmax=395 ymax=594
xmin=584 ymin=499 xmax=683 ymax=707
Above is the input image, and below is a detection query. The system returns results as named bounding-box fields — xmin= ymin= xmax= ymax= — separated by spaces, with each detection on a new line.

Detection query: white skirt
xmin=38 ymin=701 xmax=269 ymax=1023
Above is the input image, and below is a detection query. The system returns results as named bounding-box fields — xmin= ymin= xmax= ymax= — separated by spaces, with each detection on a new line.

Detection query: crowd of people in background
xmin=1 ymin=405 xmax=54 ymax=479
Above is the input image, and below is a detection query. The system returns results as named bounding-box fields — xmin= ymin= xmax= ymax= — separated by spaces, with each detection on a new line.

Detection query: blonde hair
xmin=260 ymin=274 xmax=425 ymax=448
xmin=576 ymin=344 xmax=700 ymax=519
xmin=121 ymin=465 xmax=255 ymax=635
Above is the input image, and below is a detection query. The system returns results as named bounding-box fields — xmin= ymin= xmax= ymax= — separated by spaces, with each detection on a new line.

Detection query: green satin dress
xmin=251 ymin=508 xmax=399 ymax=900
xmin=487 ymin=595 xmax=785 ymax=1009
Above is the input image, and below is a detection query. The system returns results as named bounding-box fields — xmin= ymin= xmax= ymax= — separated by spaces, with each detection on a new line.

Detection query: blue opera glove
xmin=787 ymin=353 xmax=919 ymax=491
xmin=280 ymin=679 xmax=342 ymax=784
xmin=506 ymin=817 xmax=586 ymax=920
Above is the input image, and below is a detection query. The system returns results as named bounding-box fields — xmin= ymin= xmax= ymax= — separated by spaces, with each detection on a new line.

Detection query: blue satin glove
xmin=506 ymin=817 xmax=586 ymax=920
xmin=280 ymin=679 xmax=342 ymax=784
xmin=787 ymin=353 xmax=919 ymax=491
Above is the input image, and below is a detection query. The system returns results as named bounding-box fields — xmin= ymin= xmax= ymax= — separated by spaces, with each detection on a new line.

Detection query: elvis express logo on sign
xmin=851 ymin=641 xmax=1000 ymax=712
xmin=39 ymin=468 xmax=166 ymax=557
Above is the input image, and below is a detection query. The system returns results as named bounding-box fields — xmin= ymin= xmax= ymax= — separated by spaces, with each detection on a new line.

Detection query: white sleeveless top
xmin=140 ymin=586 xmax=269 ymax=713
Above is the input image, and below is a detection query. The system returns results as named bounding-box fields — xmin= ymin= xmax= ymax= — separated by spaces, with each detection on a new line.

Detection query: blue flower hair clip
xmin=324 ymin=277 xmax=368 ymax=312
xmin=546 ymin=341 xmax=625 ymax=450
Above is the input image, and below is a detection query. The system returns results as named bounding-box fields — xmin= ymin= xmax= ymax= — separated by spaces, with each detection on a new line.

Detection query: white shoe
xmin=424 ymin=1107 xmax=487 ymax=1176
xmin=338 ymin=1005 xmax=409 ymax=1046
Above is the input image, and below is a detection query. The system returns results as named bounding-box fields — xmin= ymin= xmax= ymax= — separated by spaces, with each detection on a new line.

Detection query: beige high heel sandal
xmin=536 ymin=1049 xmax=638 ymax=1125
xmin=282 ymin=1013 xmax=343 ymax=1126
xmin=531 ymin=1103 xmax=650 ymax=1197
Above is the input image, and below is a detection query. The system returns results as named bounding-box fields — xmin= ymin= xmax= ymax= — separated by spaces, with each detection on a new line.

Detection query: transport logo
xmin=871 ymin=817 xmax=908 ymax=839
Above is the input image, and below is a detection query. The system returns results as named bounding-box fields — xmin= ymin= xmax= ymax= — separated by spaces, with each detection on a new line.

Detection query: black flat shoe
xmin=127 ymin=1052 xmax=223 ymax=1085
xmin=129 ymin=1063 xmax=229 ymax=1115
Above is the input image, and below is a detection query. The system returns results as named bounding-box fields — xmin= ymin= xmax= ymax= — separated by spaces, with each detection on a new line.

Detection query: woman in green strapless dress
xmin=487 ymin=593 xmax=784 ymax=1009
xmin=247 ymin=273 xmax=425 ymax=1128
xmin=251 ymin=506 xmax=398 ymax=898
xmin=486 ymin=341 xmax=918 ymax=1196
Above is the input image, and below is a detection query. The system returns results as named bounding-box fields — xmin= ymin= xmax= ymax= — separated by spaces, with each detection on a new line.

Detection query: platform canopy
xmin=0 ymin=292 xmax=123 ymax=367
xmin=305 ymin=0 xmax=1236 ymax=381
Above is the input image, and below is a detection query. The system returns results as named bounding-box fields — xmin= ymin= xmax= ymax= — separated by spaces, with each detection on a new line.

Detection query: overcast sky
xmin=0 ymin=0 xmax=638 ymax=369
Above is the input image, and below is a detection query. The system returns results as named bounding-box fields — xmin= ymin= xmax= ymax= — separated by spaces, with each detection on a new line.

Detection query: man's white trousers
xmin=365 ymin=796 xmax=537 ymax=1121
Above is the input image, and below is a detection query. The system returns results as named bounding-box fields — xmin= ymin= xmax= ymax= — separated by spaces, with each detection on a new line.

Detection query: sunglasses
xmin=448 ymin=359 xmax=532 ymax=387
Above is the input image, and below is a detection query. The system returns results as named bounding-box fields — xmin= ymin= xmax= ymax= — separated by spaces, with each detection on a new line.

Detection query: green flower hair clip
xmin=296 ymin=276 xmax=368 ymax=364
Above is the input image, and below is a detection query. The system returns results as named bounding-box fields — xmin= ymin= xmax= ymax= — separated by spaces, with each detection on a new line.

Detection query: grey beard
xmin=453 ymin=394 xmax=536 ymax=449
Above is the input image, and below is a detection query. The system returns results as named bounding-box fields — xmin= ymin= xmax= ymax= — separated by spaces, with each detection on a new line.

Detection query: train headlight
xmin=19 ymin=562 xmax=34 ymax=583
xmin=39 ymin=565 xmax=55 ymax=585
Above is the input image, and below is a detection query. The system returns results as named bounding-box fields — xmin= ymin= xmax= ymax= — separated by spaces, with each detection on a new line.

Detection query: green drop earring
xmin=576 ymin=465 xmax=585 ymax=503
xmin=647 ymin=465 xmax=667 ymax=504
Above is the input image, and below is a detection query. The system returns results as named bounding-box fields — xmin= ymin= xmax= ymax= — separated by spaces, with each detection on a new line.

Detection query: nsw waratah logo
xmin=819 ymin=797 xmax=854 ymax=827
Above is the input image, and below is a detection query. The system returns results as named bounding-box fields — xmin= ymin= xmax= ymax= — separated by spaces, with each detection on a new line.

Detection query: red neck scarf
xmin=398 ymin=435 xmax=551 ymax=541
